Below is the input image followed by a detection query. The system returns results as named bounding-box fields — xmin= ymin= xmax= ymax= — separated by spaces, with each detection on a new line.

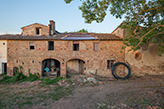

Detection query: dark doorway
xmin=2 ymin=63 xmax=7 ymax=74
xmin=42 ymin=59 xmax=60 ymax=77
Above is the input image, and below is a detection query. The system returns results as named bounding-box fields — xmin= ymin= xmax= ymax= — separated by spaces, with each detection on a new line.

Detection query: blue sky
xmin=0 ymin=0 xmax=123 ymax=34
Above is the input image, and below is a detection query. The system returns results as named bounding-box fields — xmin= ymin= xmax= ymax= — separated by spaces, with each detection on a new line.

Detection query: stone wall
xmin=125 ymin=43 xmax=164 ymax=76
xmin=21 ymin=24 xmax=48 ymax=36
xmin=7 ymin=40 xmax=124 ymax=77
xmin=112 ymin=28 xmax=124 ymax=38
xmin=112 ymin=26 xmax=164 ymax=76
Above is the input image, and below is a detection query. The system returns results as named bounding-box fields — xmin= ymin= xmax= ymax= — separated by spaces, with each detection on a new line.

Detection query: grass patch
xmin=0 ymin=84 xmax=74 ymax=108
xmin=41 ymin=77 xmax=63 ymax=85
xmin=17 ymin=100 xmax=33 ymax=108
xmin=37 ymin=86 xmax=74 ymax=101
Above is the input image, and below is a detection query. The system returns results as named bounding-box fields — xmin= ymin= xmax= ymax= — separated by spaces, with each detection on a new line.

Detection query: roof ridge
xmin=21 ymin=23 xmax=48 ymax=29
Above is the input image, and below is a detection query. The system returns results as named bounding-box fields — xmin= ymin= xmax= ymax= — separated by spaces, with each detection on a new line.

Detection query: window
xmin=36 ymin=28 xmax=40 ymax=35
xmin=48 ymin=41 xmax=54 ymax=50
xmin=2 ymin=63 xmax=7 ymax=74
xmin=3 ymin=43 xmax=5 ymax=45
xmin=73 ymin=41 xmax=79 ymax=51
xmin=107 ymin=60 xmax=115 ymax=69
xmin=93 ymin=42 xmax=99 ymax=51
xmin=29 ymin=42 xmax=35 ymax=50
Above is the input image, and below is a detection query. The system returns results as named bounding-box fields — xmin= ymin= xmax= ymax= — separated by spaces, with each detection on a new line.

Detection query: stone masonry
xmin=7 ymin=40 xmax=124 ymax=77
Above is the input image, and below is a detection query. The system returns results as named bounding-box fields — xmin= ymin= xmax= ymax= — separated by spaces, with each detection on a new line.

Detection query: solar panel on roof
xmin=63 ymin=34 xmax=96 ymax=40
xmin=63 ymin=36 xmax=96 ymax=40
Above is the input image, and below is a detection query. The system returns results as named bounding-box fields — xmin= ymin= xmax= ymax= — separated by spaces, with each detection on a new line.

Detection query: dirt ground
xmin=0 ymin=75 xmax=164 ymax=109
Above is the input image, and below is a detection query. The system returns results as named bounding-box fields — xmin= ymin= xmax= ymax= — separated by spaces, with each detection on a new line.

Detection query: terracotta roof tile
xmin=0 ymin=33 xmax=123 ymax=40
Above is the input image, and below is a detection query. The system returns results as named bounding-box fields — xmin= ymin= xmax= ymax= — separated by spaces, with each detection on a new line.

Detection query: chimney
xmin=48 ymin=20 xmax=56 ymax=36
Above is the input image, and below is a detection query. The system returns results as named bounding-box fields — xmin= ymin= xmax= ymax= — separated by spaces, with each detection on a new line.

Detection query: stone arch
xmin=41 ymin=58 xmax=61 ymax=77
xmin=66 ymin=58 xmax=87 ymax=76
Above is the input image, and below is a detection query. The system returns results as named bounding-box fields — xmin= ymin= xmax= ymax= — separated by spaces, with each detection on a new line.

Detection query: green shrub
xmin=0 ymin=66 xmax=62 ymax=84
xmin=0 ymin=66 xmax=40 ymax=84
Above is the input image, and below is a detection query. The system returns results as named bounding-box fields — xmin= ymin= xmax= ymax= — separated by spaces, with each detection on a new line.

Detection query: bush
xmin=0 ymin=66 xmax=40 ymax=84
xmin=0 ymin=66 xmax=63 ymax=84
xmin=0 ymin=72 xmax=40 ymax=84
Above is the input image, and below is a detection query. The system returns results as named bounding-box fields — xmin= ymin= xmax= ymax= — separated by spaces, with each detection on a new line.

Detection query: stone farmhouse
xmin=0 ymin=20 xmax=124 ymax=77
xmin=0 ymin=20 xmax=164 ymax=77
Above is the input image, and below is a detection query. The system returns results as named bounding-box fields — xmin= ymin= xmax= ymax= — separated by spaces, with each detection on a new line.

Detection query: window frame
xmin=36 ymin=28 xmax=40 ymax=35
xmin=29 ymin=42 xmax=35 ymax=50
xmin=73 ymin=41 xmax=79 ymax=51
xmin=107 ymin=60 xmax=115 ymax=69
xmin=48 ymin=41 xmax=54 ymax=51
xmin=93 ymin=42 xmax=99 ymax=51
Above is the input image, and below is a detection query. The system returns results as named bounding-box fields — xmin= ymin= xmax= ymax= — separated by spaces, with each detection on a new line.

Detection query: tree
xmin=64 ymin=29 xmax=88 ymax=33
xmin=64 ymin=0 xmax=164 ymax=56
xmin=77 ymin=28 xmax=88 ymax=33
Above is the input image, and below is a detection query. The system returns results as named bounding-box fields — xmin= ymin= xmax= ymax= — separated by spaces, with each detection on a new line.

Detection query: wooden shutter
xmin=94 ymin=42 xmax=99 ymax=51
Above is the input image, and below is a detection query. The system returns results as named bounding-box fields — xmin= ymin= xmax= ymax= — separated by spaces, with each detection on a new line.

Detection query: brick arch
xmin=40 ymin=57 xmax=62 ymax=77
xmin=66 ymin=57 xmax=88 ymax=75
xmin=40 ymin=57 xmax=62 ymax=64
xmin=65 ymin=57 xmax=87 ymax=64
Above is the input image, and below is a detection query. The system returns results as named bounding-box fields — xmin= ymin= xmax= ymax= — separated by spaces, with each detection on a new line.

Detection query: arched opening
xmin=42 ymin=58 xmax=60 ymax=77
xmin=134 ymin=52 xmax=142 ymax=60
xmin=66 ymin=59 xmax=86 ymax=76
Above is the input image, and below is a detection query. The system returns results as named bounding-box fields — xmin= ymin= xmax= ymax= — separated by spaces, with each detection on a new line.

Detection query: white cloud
xmin=0 ymin=31 xmax=21 ymax=35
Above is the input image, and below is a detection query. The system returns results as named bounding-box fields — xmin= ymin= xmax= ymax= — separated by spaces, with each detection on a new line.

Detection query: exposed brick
xmin=7 ymin=40 xmax=124 ymax=77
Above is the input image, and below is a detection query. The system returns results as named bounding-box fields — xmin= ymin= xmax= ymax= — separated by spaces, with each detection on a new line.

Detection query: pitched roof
xmin=111 ymin=22 xmax=125 ymax=34
xmin=0 ymin=33 xmax=123 ymax=40
xmin=21 ymin=23 xmax=48 ymax=29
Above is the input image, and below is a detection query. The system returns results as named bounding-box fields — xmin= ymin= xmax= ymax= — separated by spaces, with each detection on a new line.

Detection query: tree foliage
xmin=64 ymin=0 xmax=164 ymax=55
xmin=77 ymin=28 xmax=88 ymax=33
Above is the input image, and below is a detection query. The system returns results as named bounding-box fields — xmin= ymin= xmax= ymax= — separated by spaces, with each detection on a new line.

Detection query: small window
xmin=36 ymin=28 xmax=40 ymax=35
xmin=48 ymin=41 xmax=54 ymax=50
xmin=29 ymin=42 xmax=35 ymax=50
xmin=3 ymin=43 xmax=5 ymax=45
xmin=94 ymin=42 xmax=99 ymax=51
xmin=73 ymin=41 xmax=79 ymax=51
xmin=107 ymin=60 xmax=115 ymax=69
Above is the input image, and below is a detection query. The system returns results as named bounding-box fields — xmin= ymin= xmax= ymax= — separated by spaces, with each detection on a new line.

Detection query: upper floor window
xmin=93 ymin=42 xmax=99 ymax=51
xmin=48 ymin=41 xmax=54 ymax=50
xmin=36 ymin=28 xmax=40 ymax=35
xmin=73 ymin=41 xmax=79 ymax=51
xmin=107 ymin=60 xmax=115 ymax=69
xmin=29 ymin=42 xmax=35 ymax=50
